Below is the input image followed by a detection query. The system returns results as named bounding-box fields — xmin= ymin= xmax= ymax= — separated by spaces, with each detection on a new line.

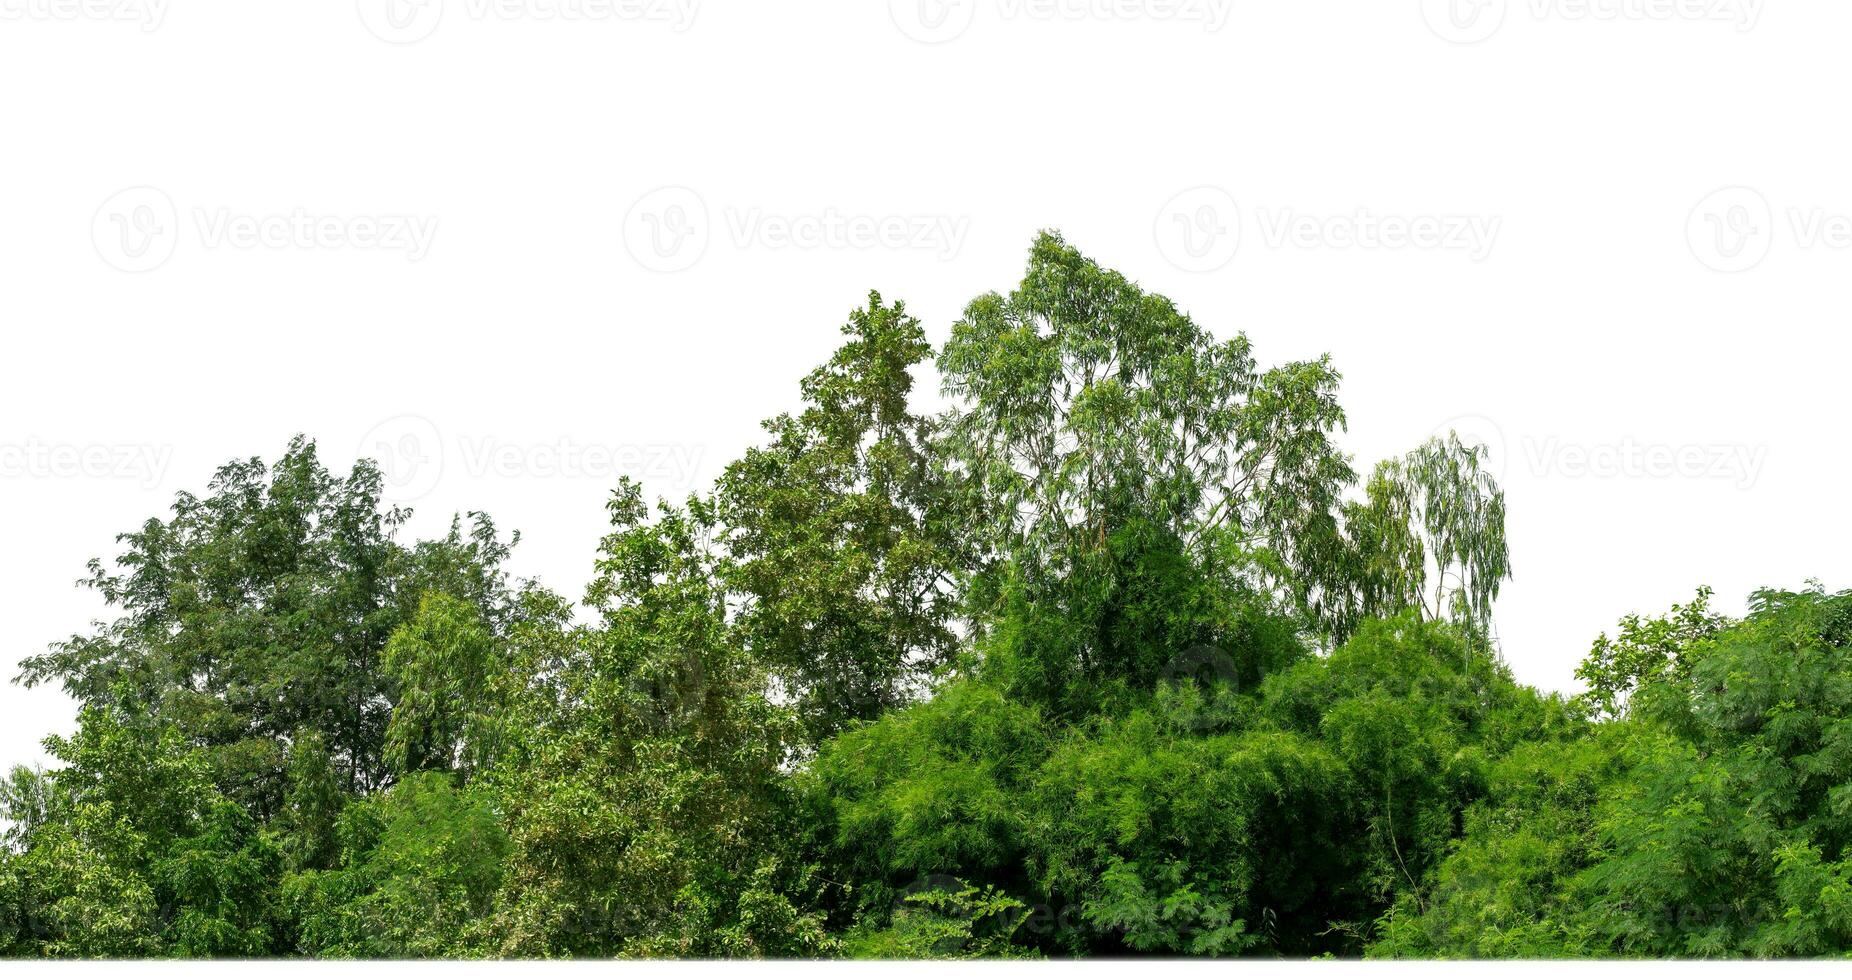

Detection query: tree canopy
xmin=3 ymin=232 xmax=1831 ymax=959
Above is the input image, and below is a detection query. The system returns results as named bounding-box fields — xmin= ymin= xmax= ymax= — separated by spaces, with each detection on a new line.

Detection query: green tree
xmin=284 ymin=772 xmax=508 ymax=957
xmin=1336 ymin=433 xmax=1511 ymax=647
xmin=938 ymin=232 xmax=1351 ymax=714
xmin=482 ymin=482 xmax=831 ymax=957
xmin=717 ymin=293 xmax=960 ymax=747
xmin=382 ymin=593 xmax=499 ymax=778
xmin=1574 ymin=586 xmax=1728 ymax=720
xmin=16 ymin=438 xmax=519 ymax=804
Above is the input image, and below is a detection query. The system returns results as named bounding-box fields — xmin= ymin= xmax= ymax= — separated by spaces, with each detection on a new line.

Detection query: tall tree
xmin=15 ymin=438 xmax=519 ymax=804
xmin=1334 ymin=433 xmax=1512 ymax=647
xmin=482 ymin=481 xmax=830 ymax=957
xmin=382 ymin=593 xmax=499 ymax=779
xmin=937 ymin=232 xmax=1351 ymax=711
xmin=717 ymin=293 xmax=960 ymax=746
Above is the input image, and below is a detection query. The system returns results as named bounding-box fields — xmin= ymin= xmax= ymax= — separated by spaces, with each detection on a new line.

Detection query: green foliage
xmin=3 ymin=696 xmax=280 ymax=956
xmin=1336 ymin=433 xmax=1512 ymax=646
xmin=841 ymin=880 xmax=1035 ymax=959
xmin=10 ymin=232 xmax=1842 ymax=960
xmin=285 ymin=772 xmax=508 ymax=957
xmin=480 ymin=482 xmax=829 ymax=957
xmin=1373 ymin=585 xmax=1852 ymax=958
xmin=1575 ymin=586 xmax=1729 ymax=720
xmin=717 ymin=293 xmax=960 ymax=748
xmin=805 ymin=613 xmax=1555 ymax=957
xmin=939 ymin=233 xmax=1354 ymax=674
xmin=14 ymin=438 xmax=519 ymax=807
xmin=383 ymin=593 xmax=499 ymax=778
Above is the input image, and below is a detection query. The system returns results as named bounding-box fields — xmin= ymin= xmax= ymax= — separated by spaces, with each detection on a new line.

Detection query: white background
xmin=3 ymin=0 xmax=1847 ymax=773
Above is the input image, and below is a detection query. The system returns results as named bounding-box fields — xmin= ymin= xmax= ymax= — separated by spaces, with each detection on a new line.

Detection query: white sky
xmin=4 ymin=0 xmax=1848 ymax=771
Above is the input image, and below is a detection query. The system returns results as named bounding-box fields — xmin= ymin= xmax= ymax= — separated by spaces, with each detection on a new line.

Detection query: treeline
xmin=3 ymin=234 xmax=1849 ymax=958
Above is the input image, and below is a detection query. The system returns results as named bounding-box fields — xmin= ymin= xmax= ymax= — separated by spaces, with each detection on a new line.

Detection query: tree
xmin=717 ymin=293 xmax=960 ymax=746
xmin=481 ymin=481 xmax=831 ymax=957
xmin=1335 ymin=433 xmax=1511 ymax=648
xmin=284 ymin=772 xmax=508 ymax=957
xmin=15 ymin=438 xmax=519 ymax=804
xmin=9 ymin=232 xmax=1849 ymax=961
xmin=1374 ymin=585 xmax=1852 ymax=958
xmin=937 ymin=231 xmax=1352 ymax=713
xmin=1574 ymin=586 xmax=1728 ymax=720
xmin=382 ymin=593 xmax=499 ymax=778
